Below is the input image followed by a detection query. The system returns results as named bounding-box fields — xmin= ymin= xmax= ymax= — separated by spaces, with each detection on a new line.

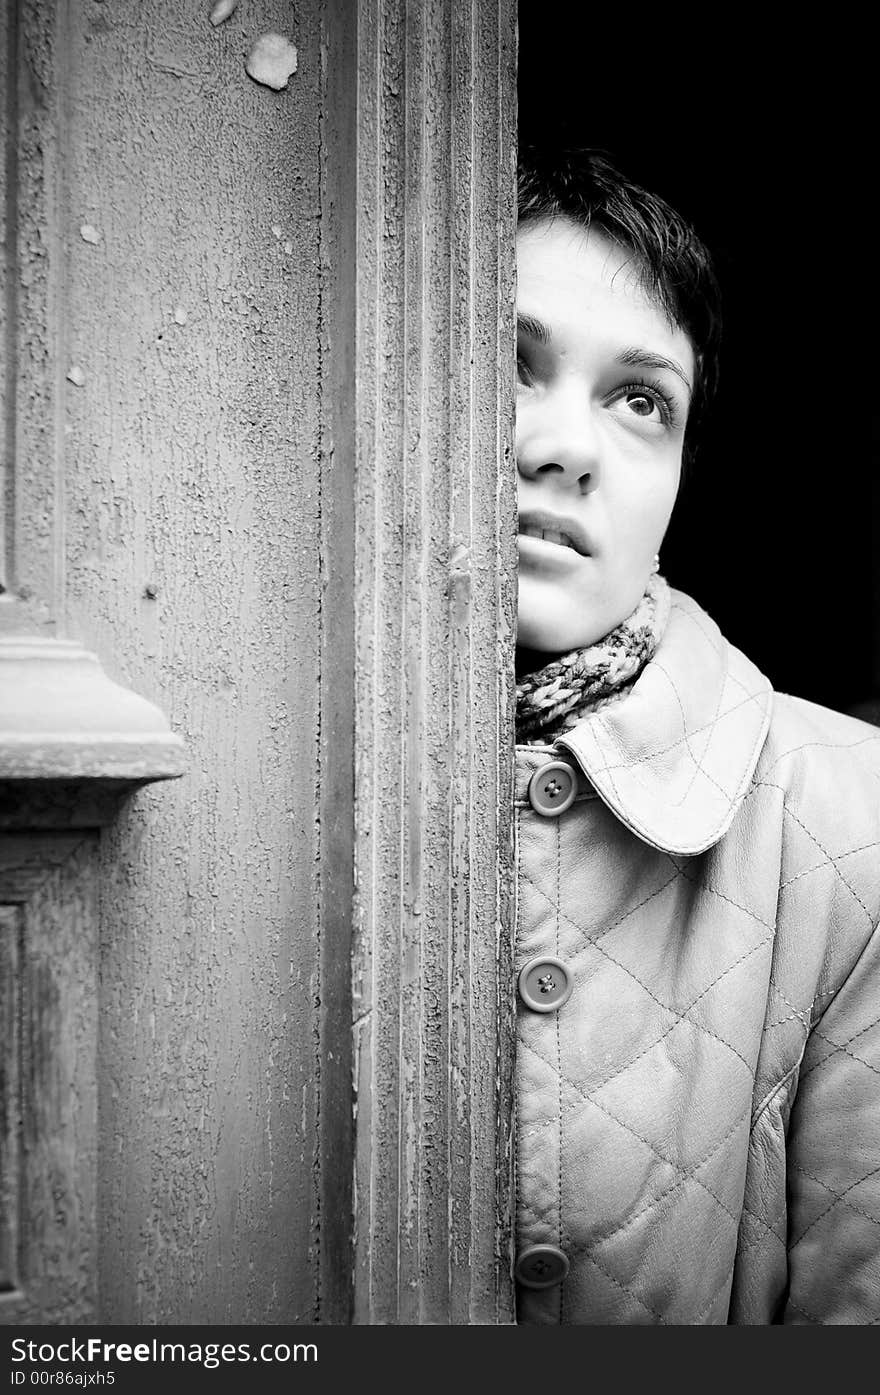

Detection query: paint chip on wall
xmin=209 ymin=0 xmax=238 ymax=25
xmin=245 ymin=33 xmax=298 ymax=90
xmin=80 ymin=224 xmax=101 ymax=244
xmin=173 ymin=306 xmax=188 ymax=325
xmin=67 ymin=365 xmax=86 ymax=386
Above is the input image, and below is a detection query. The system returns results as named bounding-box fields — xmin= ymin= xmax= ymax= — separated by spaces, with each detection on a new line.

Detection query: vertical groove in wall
xmin=14 ymin=0 xmax=55 ymax=622
xmin=6 ymin=0 xmax=64 ymax=633
xmin=316 ymin=0 xmax=358 ymax=1326
xmin=0 ymin=905 xmax=22 ymax=1293
xmin=352 ymin=0 xmax=517 ymax=1324
xmin=1 ymin=0 xmax=18 ymax=593
xmin=50 ymin=0 xmax=70 ymax=629
xmin=496 ymin=0 xmax=519 ymax=1317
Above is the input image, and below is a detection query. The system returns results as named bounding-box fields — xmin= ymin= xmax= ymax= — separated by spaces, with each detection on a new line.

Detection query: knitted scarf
xmin=515 ymin=573 xmax=671 ymax=745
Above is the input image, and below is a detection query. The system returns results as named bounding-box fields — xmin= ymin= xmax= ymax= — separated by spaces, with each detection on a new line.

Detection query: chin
xmin=516 ymin=606 xmax=610 ymax=653
xmin=517 ymin=572 xmax=650 ymax=653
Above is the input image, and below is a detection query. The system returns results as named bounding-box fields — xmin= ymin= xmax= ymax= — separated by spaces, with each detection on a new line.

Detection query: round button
xmin=528 ymin=760 xmax=577 ymax=817
xmin=518 ymin=955 xmax=573 ymax=1013
xmin=515 ymin=1243 xmax=570 ymax=1289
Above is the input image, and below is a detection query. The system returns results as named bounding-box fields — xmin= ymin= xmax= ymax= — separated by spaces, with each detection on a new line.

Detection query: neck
xmin=515 ymin=574 xmax=671 ymax=744
xmin=515 ymin=644 xmax=562 ymax=682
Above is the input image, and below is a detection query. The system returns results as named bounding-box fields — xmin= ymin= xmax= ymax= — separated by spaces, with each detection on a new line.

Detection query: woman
xmin=512 ymin=149 xmax=880 ymax=1324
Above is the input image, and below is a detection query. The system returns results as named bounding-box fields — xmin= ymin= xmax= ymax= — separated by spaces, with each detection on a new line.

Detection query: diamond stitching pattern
xmin=515 ymin=593 xmax=880 ymax=1325
xmin=517 ymin=829 xmax=773 ymax=1321
xmin=518 ymin=822 xmax=787 ymax=1248
xmin=757 ymin=782 xmax=876 ymax=929
xmin=518 ymin=866 xmax=773 ymax=1083
xmin=586 ymin=682 xmax=767 ymax=782
xmin=647 ymin=658 xmax=734 ymax=806
xmin=521 ymin=1037 xmax=751 ymax=1230
xmin=759 ymin=734 xmax=880 ymax=780
xmin=790 ymin=1160 xmax=880 ymax=1245
xmin=804 ymin=1020 xmax=880 ymax=1082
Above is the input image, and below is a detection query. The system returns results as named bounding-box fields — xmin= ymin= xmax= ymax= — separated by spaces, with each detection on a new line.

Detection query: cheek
xmin=514 ymin=393 xmax=531 ymax=449
xmin=614 ymin=471 xmax=680 ymax=555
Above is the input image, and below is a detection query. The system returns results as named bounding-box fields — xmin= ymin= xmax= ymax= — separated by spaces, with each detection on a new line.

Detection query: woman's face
xmin=516 ymin=216 xmax=695 ymax=652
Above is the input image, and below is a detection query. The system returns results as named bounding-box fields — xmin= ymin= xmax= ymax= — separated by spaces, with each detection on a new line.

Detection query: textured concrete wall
xmin=3 ymin=0 xmax=519 ymax=1325
xmin=350 ymin=0 xmax=518 ymax=1324
xmin=0 ymin=836 xmax=99 ymax=1323
xmin=58 ymin=0 xmax=324 ymax=1322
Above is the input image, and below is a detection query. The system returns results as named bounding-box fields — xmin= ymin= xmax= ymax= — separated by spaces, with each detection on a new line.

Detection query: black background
xmin=517 ymin=12 xmax=878 ymax=717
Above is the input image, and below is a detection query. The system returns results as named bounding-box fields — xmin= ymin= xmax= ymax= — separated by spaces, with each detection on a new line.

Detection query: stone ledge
xmin=0 ymin=777 xmax=162 ymax=829
xmin=0 ymin=635 xmax=185 ymax=823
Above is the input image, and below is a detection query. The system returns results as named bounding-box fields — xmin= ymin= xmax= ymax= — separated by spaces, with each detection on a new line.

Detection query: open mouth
xmin=519 ymin=525 xmax=579 ymax=551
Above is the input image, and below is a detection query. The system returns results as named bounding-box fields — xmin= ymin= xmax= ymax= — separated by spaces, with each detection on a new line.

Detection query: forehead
xmin=516 ymin=217 xmax=695 ymax=371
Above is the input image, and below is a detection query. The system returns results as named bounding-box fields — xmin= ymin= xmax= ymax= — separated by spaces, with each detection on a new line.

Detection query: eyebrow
xmin=617 ymin=347 xmax=693 ymax=398
xmin=516 ymin=313 xmax=551 ymax=345
xmin=517 ymin=314 xmax=694 ymax=398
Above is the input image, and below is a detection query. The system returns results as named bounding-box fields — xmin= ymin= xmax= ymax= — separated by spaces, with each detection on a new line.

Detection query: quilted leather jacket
xmin=514 ymin=590 xmax=880 ymax=1324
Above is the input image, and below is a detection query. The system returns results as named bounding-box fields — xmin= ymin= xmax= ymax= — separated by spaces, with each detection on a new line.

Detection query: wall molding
xmin=1 ymin=3 xmax=184 ymax=829
xmin=0 ymin=634 xmax=184 ymax=828
xmin=0 ymin=834 xmax=98 ymax=1324
xmin=346 ymin=0 xmax=518 ymax=1325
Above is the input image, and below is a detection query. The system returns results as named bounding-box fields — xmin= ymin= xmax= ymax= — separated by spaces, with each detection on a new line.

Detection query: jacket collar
xmin=549 ymin=590 xmax=773 ymax=856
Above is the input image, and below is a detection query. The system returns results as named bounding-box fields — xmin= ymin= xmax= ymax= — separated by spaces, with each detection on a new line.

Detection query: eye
xmin=610 ymin=380 xmax=678 ymax=429
xmin=516 ymin=351 xmax=533 ymax=386
xmin=623 ymin=391 xmax=658 ymax=418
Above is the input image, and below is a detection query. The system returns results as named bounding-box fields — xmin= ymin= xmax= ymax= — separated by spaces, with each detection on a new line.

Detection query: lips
xmin=518 ymin=510 xmax=591 ymax=556
xmin=520 ymin=525 xmax=576 ymax=549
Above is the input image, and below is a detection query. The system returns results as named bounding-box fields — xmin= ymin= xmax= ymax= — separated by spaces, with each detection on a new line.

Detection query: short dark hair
xmin=518 ymin=147 xmax=722 ymax=463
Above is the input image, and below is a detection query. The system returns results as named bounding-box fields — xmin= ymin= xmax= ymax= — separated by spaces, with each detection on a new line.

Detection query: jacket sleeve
xmin=782 ymin=919 xmax=880 ymax=1323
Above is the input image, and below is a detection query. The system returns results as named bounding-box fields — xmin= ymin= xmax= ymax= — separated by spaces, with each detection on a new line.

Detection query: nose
xmin=516 ymin=382 xmax=600 ymax=494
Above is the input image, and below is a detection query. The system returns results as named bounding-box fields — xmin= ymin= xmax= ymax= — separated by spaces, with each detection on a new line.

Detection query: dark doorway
xmin=518 ymin=14 xmax=878 ymax=718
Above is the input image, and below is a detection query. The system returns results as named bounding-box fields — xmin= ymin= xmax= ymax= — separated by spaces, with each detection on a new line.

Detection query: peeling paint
xmin=66 ymin=365 xmax=86 ymax=387
xmin=79 ymin=223 xmax=101 ymax=244
xmin=51 ymin=0 xmax=326 ymax=1326
xmin=245 ymin=33 xmax=298 ymax=91
xmin=347 ymin=0 xmax=518 ymax=1326
xmin=172 ymin=306 xmax=188 ymax=326
xmin=208 ymin=0 xmax=238 ymax=26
